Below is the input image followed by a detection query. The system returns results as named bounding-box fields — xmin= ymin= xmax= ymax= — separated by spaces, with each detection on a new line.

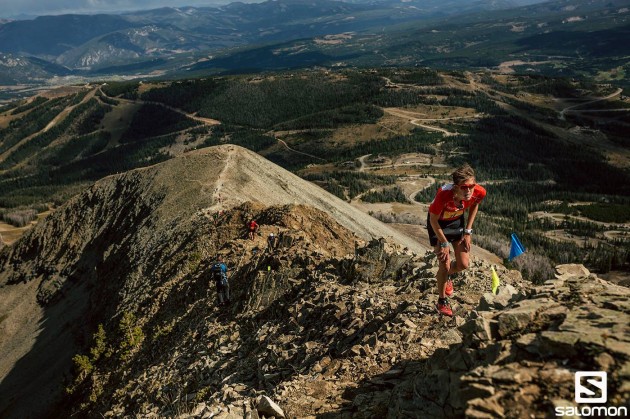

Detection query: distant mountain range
xmin=211 ymin=0 xmax=628 ymax=80
xmin=0 ymin=0 xmax=544 ymax=82
xmin=0 ymin=0 xmax=628 ymax=86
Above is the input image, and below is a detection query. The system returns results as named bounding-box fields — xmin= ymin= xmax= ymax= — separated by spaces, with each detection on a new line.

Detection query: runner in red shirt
xmin=247 ymin=220 xmax=259 ymax=241
xmin=427 ymin=164 xmax=486 ymax=317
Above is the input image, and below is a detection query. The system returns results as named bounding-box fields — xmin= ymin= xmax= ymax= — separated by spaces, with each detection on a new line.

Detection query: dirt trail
xmin=411 ymin=121 xmax=455 ymax=135
xmin=530 ymin=210 xmax=630 ymax=229
xmin=383 ymin=108 xmax=478 ymax=136
xmin=357 ymin=154 xmax=371 ymax=172
xmin=208 ymin=146 xmax=234 ymax=210
xmin=276 ymin=138 xmax=325 ymax=161
xmin=407 ymin=187 xmax=426 ymax=205
xmin=560 ymin=88 xmax=623 ymax=118
xmin=99 ymin=88 xmax=221 ymax=126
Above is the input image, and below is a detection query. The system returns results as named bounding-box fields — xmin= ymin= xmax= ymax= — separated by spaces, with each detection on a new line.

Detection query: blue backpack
xmin=211 ymin=263 xmax=228 ymax=286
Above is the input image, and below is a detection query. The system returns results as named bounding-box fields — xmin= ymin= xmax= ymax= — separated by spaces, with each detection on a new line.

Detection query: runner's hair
xmin=452 ymin=164 xmax=475 ymax=185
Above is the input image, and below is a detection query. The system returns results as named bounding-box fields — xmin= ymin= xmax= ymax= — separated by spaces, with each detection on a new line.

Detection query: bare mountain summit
xmin=193 ymin=145 xmax=430 ymax=253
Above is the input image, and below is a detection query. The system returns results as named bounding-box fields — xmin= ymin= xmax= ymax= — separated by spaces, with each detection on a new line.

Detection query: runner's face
xmin=456 ymin=177 xmax=475 ymax=201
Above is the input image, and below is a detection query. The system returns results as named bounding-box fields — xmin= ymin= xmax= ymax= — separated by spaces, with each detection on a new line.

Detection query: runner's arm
xmin=429 ymin=212 xmax=450 ymax=263
xmin=466 ymin=202 xmax=480 ymax=230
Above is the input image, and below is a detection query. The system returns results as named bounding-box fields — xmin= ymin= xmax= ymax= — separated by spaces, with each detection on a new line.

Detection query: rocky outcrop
xmin=381 ymin=264 xmax=630 ymax=418
xmin=58 ymin=239 xmax=525 ymax=418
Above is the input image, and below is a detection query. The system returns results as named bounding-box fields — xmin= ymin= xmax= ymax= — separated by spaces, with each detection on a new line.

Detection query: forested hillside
xmin=1 ymin=68 xmax=628 ymax=281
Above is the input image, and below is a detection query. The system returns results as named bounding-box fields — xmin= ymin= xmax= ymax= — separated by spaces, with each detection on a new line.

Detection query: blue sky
xmin=0 ymin=0 xmax=264 ymax=18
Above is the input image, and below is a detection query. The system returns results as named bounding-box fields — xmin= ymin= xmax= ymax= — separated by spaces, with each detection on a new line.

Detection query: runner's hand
xmin=463 ymin=235 xmax=471 ymax=252
xmin=435 ymin=246 xmax=449 ymax=264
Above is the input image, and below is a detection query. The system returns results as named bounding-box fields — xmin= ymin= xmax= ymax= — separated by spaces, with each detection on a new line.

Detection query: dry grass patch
xmin=560 ymin=125 xmax=630 ymax=169
xmin=376 ymin=113 xmax=416 ymax=135
xmin=0 ymin=210 xmax=52 ymax=245
xmin=137 ymin=82 xmax=168 ymax=95
xmin=493 ymin=75 xmax=512 ymax=84
xmin=328 ymin=122 xmax=398 ymax=146
xmin=543 ymin=229 xmax=603 ymax=248
xmin=0 ymin=112 xmax=22 ymax=129
xmin=160 ymin=130 xmax=209 ymax=156
xmin=528 ymin=95 xmax=559 ymax=108
xmin=298 ymin=163 xmax=340 ymax=176
xmin=440 ymin=74 xmax=475 ymax=91
xmin=40 ymin=86 xmax=86 ymax=99
xmin=388 ymin=105 xmax=477 ymax=119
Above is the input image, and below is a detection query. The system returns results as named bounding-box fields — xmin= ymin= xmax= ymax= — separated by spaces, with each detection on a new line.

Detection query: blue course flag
xmin=508 ymin=233 xmax=526 ymax=261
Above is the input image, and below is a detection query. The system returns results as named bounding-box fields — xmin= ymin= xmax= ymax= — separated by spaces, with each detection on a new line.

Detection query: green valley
xmin=1 ymin=68 xmax=628 ymax=282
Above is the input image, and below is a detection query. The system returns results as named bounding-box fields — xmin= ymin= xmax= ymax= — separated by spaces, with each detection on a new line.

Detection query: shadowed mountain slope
xmin=0 ymin=144 xmax=429 ymax=417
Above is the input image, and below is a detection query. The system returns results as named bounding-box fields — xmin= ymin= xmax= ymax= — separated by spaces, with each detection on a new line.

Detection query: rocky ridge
xmin=63 ymin=237 xmax=630 ymax=418
xmin=0 ymin=145 xmax=628 ymax=418
xmin=56 ymin=217 xmax=527 ymax=418
xmin=0 ymin=145 xmax=425 ymax=418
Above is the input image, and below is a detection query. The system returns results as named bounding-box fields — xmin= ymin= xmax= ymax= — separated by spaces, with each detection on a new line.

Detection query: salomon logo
xmin=555 ymin=371 xmax=627 ymax=417
xmin=575 ymin=371 xmax=607 ymax=403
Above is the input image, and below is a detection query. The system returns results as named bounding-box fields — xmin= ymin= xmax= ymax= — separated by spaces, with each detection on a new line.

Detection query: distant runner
xmin=267 ymin=233 xmax=277 ymax=253
xmin=427 ymin=164 xmax=486 ymax=317
xmin=211 ymin=256 xmax=230 ymax=307
xmin=248 ymin=219 xmax=259 ymax=241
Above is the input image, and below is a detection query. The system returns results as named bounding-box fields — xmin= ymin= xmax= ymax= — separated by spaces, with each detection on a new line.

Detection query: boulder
xmin=459 ymin=316 xmax=495 ymax=342
xmin=256 ymin=396 xmax=285 ymax=418
xmin=465 ymin=396 xmax=505 ymax=418
xmin=477 ymin=283 xmax=519 ymax=311
xmin=555 ymin=264 xmax=590 ymax=280
xmin=497 ymin=305 xmax=537 ymax=338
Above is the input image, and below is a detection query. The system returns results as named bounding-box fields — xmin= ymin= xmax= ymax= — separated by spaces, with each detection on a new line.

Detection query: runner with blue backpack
xmin=211 ymin=256 xmax=230 ymax=307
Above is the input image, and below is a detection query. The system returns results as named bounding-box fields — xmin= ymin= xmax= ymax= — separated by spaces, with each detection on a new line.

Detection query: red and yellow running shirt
xmin=428 ymin=184 xmax=486 ymax=221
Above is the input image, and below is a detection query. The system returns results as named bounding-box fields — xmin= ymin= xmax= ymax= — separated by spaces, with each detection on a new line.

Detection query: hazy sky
xmin=0 ymin=0 xmax=264 ymax=18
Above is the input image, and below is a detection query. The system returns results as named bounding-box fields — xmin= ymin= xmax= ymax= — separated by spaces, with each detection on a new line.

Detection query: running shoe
xmin=436 ymin=298 xmax=453 ymax=317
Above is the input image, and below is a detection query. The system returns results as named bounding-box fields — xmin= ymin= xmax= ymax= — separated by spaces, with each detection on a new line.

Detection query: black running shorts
xmin=426 ymin=214 xmax=464 ymax=246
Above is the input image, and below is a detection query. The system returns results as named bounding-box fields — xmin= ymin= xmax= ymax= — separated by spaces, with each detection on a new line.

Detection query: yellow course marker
xmin=491 ymin=266 xmax=500 ymax=295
